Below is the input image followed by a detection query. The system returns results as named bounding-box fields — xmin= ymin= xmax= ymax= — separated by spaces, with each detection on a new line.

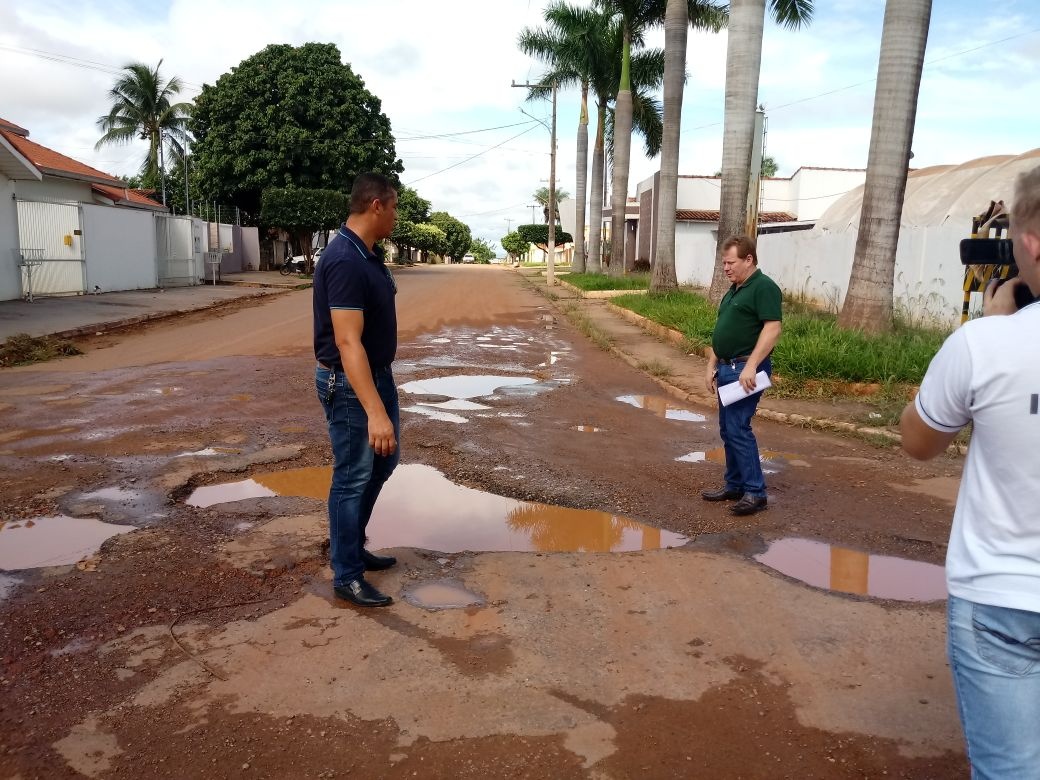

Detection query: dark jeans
xmin=315 ymin=365 xmax=400 ymax=586
xmin=716 ymin=357 xmax=770 ymax=498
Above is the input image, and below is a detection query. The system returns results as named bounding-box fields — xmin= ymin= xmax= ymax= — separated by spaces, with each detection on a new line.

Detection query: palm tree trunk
xmin=609 ymin=30 xmax=634 ymax=277
xmin=651 ymin=0 xmax=688 ymax=293
xmin=573 ymin=82 xmax=590 ymax=274
xmin=587 ymin=102 xmax=607 ymax=273
xmin=839 ymin=0 xmax=931 ymax=333
xmin=709 ymin=0 xmax=765 ymax=302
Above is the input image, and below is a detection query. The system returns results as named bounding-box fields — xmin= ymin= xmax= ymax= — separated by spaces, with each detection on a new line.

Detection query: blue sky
xmin=2 ymin=0 xmax=1038 ymax=248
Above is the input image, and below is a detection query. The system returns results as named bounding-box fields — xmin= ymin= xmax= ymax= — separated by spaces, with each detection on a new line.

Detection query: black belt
xmin=719 ymin=354 xmax=752 ymax=364
xmin=319 ymin=362 xmax=390 ymax=373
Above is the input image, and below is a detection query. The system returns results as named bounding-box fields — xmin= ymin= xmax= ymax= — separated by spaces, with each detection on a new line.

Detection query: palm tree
xmin=533 ymin=186 xmax=570 ymax=223
xmin=651 ymin=0 xmax=692 ymax=291
xmin=96 ymin=60 xmax=191 ymax=207
xmin=519 ymin=3 xmax=603 ymax=273
xmin=708 ymin=0 xmax=813 ymax=302
xmin=598 ymin=0 xmax=725 ymax=276
xmin=520 ymin=6 xmax=665 ymax=275
xmin=838 ymin=0 xmax=932 ymax=333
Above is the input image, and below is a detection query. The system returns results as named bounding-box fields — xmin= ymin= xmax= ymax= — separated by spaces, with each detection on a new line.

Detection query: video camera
xmin=959 ymin=200 xmax=1037 ymax=311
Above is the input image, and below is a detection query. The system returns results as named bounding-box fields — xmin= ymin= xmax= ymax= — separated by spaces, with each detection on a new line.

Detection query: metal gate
xmin=155 ymin=214 xmax=196 ymax=287
xmin=15 ymin=200 xmax=86 ymax=299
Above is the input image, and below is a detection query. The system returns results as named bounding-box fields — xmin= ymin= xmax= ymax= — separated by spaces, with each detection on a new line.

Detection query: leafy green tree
xmin=391 ymin=220 xmax=417 ymax=264
xmin=501 ymin=230 xmax=530 ymax=262
xmin=95 ymin=60 xmax=191 ymax=207
xmin=397 ymin=186 xmax=431 ymax=224
xmin=469 ymin=238 xmax=496 ymax=263
xmin=430 ymin=211 xmax=472 ymax=262
xmin=260 ymin=187 xmax=348 ymax=271
xmin=190 ymin=43 xmax=403 ymax=222
xmin=410 ymin=223 xmax=448 ymax=263
xmin=518 ymin=224 xmax=574 ymax=256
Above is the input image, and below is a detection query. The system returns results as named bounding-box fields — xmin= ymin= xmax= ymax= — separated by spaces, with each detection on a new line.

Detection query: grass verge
xmin=0 ymin=333 xmax=82 ymax=367
xmin=565 ymin=272 xmax=650 ymax=292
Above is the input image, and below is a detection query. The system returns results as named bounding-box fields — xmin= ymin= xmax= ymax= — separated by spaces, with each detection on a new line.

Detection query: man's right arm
xmin=705 ymin=347 xmax=718 ymax=394
xmin=331 ymin=309 xmax=396 ymax=457
xmin=899 ymin=329 xmax=971 ymax=461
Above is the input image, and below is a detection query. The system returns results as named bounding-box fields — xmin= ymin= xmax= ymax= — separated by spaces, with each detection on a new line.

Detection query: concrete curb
xmin=558 ymin=280 xmax=649 ymax=300
xmin=48 ymin=289 xmax=283 ymax=341
xmin=530 ymin=275 xmax=966 ymax=456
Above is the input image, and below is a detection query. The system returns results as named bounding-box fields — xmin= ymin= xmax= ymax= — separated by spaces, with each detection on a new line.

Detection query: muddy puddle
xmin=677 ymin=447 xmax=810 ymax=473
xmin=755 ymin=537 xmax=946 ymax=602
xmin=0 ymin=515 xmax=135 ymax=570
xmin=617 ymin=394 xmax=706 ymax=422
xmin=400 ymin=375 xmax=539 ymax=399
xmin=186 ymin=464 xmax=687 ymax=553
xmin=402 ymin=580 xmax=486 ymax=610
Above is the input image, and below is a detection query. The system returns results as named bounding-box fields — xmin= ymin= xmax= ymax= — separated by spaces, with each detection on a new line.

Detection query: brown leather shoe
xmin=701 ymin=487 xmax=744 ymax=502
xmin=730 ymin=495 xmax=768 ymax=516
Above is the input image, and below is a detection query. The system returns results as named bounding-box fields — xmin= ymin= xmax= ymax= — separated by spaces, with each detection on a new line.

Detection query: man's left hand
xmin=738 ymin=363 xmax=757 ymax=392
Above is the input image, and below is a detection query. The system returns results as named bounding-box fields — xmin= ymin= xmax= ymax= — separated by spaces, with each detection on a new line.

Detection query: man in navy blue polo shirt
xmin=313 ymin=172 xmax=400 ymax=607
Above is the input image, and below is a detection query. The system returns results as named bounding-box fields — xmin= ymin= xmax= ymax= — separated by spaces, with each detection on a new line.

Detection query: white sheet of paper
xmin=718 ymin=371 xmax=772 ymax=407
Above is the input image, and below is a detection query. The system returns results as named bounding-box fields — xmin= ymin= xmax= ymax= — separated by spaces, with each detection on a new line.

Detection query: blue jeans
xmin=716 ymin=357 xmax=770 ymax=498
xmin=947 ymin=594 xmax=1040 ymax=779
xmin=315 ymin=365 xmax=400 ymax=586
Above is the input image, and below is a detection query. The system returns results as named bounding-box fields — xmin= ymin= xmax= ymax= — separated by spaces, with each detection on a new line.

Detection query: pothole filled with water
xmin=186 ymin=464 xmax=687 ymax=553
xmin=0 ymin=516 xmax=135 ymax=570
xmin=617 ymin=394 xmax=706 ymax=422
xmin=400 ymin=375 xmax=538 ymax=399
xmin=754 ymin=537 xmax=946 ymax=602
xmin=402 ymin=580 xmax=485 ymax=610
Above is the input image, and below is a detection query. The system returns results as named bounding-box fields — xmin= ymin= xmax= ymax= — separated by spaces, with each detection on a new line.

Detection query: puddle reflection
xmin=676 ymin=447 xmax=808 ymax=473
xmin=401 ymin=375 xmax=538 ymax=400
xmin=754 ymin=537 xmax=946 ymax=602
xmin=0 ymin=516 xmax=135 ymax=570
xmin=402 ymin=580 xmax=485 ymax=610
xmin=186 ymin=464 xmax=687 ymax=553
xmin=617 ymin=395 xmax=706 ymax=422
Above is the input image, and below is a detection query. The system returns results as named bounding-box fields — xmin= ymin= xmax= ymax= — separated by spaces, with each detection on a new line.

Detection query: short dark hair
xmin=721 ymin=235 xmax=758 ymax=265
xmin=349 ymin=172 xmax=397 ymax=215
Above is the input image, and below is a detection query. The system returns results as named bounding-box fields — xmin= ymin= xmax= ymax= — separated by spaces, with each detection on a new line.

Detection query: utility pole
xmin=512 ymin=79 xmax=558 ymax=287
xmin=505 ymin=218 xmax=513 ymax=234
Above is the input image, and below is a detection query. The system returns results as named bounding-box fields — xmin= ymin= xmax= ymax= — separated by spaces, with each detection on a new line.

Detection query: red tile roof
xmin=0 ymin=119 xmax=163 ymax=209
xmin=91 ymin=182 xmax=165 ymax=210
xmin=0 ymin=127 xmax=125 ymax=185
xmin=676 ymin=210 xmax=799 ymax=224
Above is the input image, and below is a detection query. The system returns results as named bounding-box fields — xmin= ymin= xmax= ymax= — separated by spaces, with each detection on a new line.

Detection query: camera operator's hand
xmin=983 ymin=278 xmax=1022 ymax=316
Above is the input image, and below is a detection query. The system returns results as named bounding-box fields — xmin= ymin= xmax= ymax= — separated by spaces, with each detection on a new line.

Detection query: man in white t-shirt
xmin=900 ymin=165 xmax=1040 ymax=779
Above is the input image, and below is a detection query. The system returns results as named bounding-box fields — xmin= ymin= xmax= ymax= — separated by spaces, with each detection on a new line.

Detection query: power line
xmin=396 ymin=120 xmax=537 ymax=141
xmin=0 ymin=43 xmax=204 ymax=92
xmin=404 ymin=125 xmax=540 ymax=186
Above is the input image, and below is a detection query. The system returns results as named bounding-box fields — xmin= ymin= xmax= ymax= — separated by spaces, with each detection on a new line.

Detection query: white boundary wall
xmin=82 ymin=204 xmax=157 ymax=292
xmin=673 ymin=224 xmax=967 ymax=327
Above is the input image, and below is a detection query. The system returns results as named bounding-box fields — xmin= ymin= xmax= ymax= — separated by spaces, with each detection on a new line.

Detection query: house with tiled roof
xmin=0 ymin=117 xmax=202 ymax=302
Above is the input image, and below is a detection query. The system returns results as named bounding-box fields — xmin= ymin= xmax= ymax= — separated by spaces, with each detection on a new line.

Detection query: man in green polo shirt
xmin=702 ymin=235 xmax=783 ymax=516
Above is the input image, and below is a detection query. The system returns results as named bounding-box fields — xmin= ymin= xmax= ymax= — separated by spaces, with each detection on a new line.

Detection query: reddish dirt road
xmin=0 ymin=265 xmax=966 ymax=777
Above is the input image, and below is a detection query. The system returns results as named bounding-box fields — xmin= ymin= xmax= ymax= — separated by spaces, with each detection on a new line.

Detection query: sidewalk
xmin=0 ymin=272 xmax=308 ymax=342
xmin=525 ymin=274 xmax=915 ymax=448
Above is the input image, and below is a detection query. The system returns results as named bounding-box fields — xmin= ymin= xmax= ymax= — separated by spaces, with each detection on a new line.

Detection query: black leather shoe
xmin=730 ymin=495 xmax=768 ymax=516
xmin=701 ymin=486 xmax=744 ymax=502
xmin=333 ymin=578 xmax=393 ymax=607
xmin=361 ymin=548 xmax=397 ymax=571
